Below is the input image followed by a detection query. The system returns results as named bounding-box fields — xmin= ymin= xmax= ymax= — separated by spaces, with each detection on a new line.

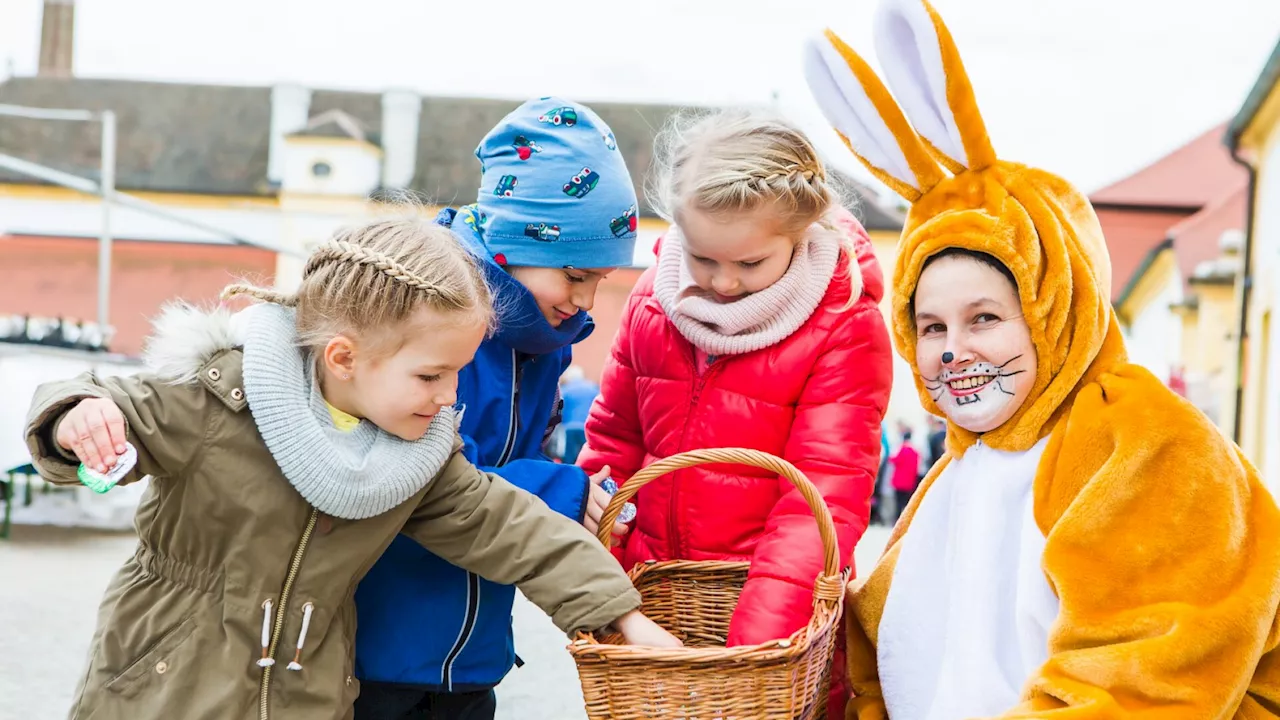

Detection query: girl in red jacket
xmin=578 ymin=109 xmax=893 ymax=713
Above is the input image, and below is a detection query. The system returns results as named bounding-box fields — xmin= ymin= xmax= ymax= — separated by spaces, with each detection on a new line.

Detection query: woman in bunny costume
xmin=804 ymin=0 xmax=1280 ymax=717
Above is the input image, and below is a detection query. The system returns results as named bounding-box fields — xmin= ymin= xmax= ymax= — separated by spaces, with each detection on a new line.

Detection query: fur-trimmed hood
xmin=143 ymin=303 xmax=249 ymax=384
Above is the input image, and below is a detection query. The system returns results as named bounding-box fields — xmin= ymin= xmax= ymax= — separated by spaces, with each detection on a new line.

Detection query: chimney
xmin=38 ymin=0 xmax=75 ymax=78
xmin=267 ymin=84 xmax=313 ymax=186
xmin=380 ymin=90 xmax=422 ymax=189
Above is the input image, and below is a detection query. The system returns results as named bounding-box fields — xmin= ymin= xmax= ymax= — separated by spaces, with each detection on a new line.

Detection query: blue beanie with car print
xmin=471 ymin=97 xmax=639 ymax=269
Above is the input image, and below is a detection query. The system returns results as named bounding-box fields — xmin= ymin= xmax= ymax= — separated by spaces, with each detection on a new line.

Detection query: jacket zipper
xmin=443 ymin=351 xmax=520 ymax=688
xmin=496 ymin=350 xmax=521 ymax=465
xmin=440 ymin=571 xmax=482 ymax=690
xmin=259 ymin=507 xmax=319 ymax=720
xmin=669 ymin=349 xmax=721 ymax=558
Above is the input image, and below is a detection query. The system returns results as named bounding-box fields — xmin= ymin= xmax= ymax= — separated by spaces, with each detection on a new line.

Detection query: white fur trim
xmin=879 ymin=438 xmax=1058 ymax=719
xmin=803 ymin=33 xmax=922 ymax=193
xmin=874 ymin=0 xmax=969 ymax=169
xmin=142 ymin=303 xmax=248 ymax=383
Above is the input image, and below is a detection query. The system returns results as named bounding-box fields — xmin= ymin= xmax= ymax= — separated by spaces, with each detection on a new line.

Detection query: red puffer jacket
xmin=579 ymin=214 xmax=892 ymax=651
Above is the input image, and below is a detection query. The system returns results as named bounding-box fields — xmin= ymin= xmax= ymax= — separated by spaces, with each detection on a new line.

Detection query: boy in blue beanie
xmin=352 ymin=97 xmax=639 ymax=720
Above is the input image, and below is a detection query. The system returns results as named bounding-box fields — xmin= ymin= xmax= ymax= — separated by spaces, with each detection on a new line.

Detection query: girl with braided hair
xmin=23 ymin=215 xmax=677 ymax=720
xmin=578 ymin=109 xmax=894 ymax=717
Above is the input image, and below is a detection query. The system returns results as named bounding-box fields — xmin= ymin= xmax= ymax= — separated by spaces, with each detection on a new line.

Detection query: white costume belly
xmin=878 ymin=438 xmax=1059 ymax=720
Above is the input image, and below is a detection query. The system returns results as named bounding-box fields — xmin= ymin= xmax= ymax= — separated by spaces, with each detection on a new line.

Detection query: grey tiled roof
xmin=0 ymin=76 xmax=903 ymax=230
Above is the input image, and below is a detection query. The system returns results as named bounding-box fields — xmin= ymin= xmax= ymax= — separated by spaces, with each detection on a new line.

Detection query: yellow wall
xmin=864 ymin=227 xmax=937 ymax=437
xmin=1116 ymin=247 xmax=1178 ymax=328
xmin=1190 ymin=283 xmax=1238 ymax=376
xmin=1236 ymin=77 xmax=1280 ymax=463
xmin=0 ymin=182 xmax=278 ymax=209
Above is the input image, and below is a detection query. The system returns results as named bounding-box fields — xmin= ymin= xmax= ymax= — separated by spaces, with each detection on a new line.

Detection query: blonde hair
xmin=649 ymin=108 xmax=861 ymax=307
xmin=651 ymin=109 xmax=844 ymax=230
xmin=223 ymin=216 xmax=493 ymax=356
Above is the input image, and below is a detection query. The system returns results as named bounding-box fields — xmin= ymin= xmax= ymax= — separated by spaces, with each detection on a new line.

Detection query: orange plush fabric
xmin=803 ymin=0 xmax=1280 ymax=716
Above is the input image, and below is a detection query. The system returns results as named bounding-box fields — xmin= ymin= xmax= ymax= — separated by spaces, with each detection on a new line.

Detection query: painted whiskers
xmin=925 ymin=354 xmax=1027 ymax=406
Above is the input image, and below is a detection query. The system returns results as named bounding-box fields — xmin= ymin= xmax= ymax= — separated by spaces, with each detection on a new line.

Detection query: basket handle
xmin=597 ymin=448 xmax=844 ymax=603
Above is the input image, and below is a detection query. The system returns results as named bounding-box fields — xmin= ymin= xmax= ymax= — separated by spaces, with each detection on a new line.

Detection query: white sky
xmin=1 ymin=0 xmax=1279 ymax=200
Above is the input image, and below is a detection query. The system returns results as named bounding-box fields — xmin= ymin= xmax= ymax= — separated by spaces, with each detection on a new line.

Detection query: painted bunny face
xmin=913 ymin=253 xmax=1036 ymax=433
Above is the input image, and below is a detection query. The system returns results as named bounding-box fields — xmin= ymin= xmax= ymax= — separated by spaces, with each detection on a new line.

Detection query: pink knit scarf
xmin=652 ymin=222 xmax=846 ymax=356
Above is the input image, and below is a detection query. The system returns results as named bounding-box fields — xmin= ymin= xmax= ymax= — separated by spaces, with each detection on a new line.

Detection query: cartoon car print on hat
xmin=538 ymin=107 xmax=578 ymax=127
xmin=563 ymin=167 xmax=600 ymax=198
xmin=524 ymin=223 xmax=562 ymax=242
xmin=463 ymin=207 xmax=488 ymax=233
xmin=602 ymin=131 xmax=617 ymax=151
xmin=512 ymin=135 xmax=542 ymax=160
xmin=610 ymin=204 xmax=638 ymax=237
xmin=494 ymin=175 xmax=518 ymax=197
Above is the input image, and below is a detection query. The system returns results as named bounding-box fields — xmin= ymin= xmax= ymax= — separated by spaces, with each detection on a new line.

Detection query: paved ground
xmin=0 ymin=523 xmax=891 ymax=720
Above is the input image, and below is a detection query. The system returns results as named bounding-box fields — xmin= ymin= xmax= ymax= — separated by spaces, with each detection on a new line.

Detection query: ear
xmin=322 ymin=335 xmax=357 ymax=378
xmin=873 ymin=0 xmax=996 ymax=173
xmin=803 ymin=28 xmax=945 ymax=202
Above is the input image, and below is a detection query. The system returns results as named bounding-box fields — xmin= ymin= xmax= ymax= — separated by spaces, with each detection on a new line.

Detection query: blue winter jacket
xmin=353 ymin=208 xmax=593 ymax=691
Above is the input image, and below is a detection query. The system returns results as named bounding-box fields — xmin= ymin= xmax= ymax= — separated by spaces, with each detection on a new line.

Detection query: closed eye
xmin=690 ymin=255 xmax=716 ymax=265
xmin=737 ymin=259 xmax=764 ymax=268
xmin=564 ymin=272 xmax=587 ymax=284
xmin=418 ymin=374 xmax=442 ymax=383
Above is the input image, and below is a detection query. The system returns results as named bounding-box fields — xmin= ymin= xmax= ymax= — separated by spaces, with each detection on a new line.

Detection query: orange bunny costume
xmin=803 ymin=0 xmax=1280 ymax=717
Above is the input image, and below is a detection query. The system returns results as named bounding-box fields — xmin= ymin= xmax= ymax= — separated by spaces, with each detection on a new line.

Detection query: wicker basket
xmin=569 ymin=448 xmax=848 ymax=720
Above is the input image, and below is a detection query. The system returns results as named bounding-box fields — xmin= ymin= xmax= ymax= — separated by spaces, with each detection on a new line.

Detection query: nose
xmin=941 ymin=335 xmax=971 ymax=368
xmin=710 ymin=274 xmax=738 ymax=295
xmin=572 ymin=286 xmax=594 ymax=313
xmin=435 ymin=377 xmax=458 ymax=408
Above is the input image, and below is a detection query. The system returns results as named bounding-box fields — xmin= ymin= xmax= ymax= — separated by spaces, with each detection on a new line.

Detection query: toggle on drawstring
xmin=287 ymin=602 xmax=315 ymax=671
xmin=257 ymin=599 xmax=275 ymax=667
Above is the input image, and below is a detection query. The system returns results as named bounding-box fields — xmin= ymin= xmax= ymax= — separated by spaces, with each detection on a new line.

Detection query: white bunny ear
xmin=804 ymin=29 xmax=945 ymax=202
xmin=873 ymin=0 xmax=996 ymax=173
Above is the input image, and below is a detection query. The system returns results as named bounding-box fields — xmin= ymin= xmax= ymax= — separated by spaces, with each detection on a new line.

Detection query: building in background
xmin=0 ymin=71 xmax=685 ymax=355
xmin=1089 ymin=124 xmax=1248 ymax=426
xmin=1226 ymin=36 xmax=1280 ymax=493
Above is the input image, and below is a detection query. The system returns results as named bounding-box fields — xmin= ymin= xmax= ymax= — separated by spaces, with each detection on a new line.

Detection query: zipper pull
xmin=256 ymin=599 xmax=276 ymax=668
xmin=287 ymin=602 xmax=315 ymax=671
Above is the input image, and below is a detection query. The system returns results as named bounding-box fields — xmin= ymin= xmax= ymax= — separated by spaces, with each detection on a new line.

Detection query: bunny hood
xmin=805 ymin=0 xmax=1126 ymax=454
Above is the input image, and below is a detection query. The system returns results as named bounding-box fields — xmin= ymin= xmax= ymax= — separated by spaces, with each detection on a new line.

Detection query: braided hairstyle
xmin=649 ymin=109 xmax=860 ymax=308
xmin=223 ymin=217 xmax=492 ymax=356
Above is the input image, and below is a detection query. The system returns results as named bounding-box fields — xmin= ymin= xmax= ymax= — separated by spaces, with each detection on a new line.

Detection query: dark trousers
xmin=354 ymin=683 xmax=496 ymax=720
xmin=894 ymin=489 xmax=915 ymax=521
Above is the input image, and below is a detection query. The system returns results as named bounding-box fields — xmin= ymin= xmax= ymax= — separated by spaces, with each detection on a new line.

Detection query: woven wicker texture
xmin=569 ymin=448 xmax=847 ymax=719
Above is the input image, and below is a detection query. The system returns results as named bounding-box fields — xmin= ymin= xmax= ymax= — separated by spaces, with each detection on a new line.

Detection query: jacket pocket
xmin=103 ymin=614 xmax=198 ymax=699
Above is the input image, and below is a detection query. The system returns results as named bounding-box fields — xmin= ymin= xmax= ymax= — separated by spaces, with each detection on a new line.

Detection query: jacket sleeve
xmin=727 ymin=299 xmax=892 ymax=647
xmin=25 ymin=370 xmax=213 ymax=486
xmin=461 ymin=432 xmax=590 ymax=522
xmin=402 ymin=448 xmax=641 ymax=636
xmin=994 ymin=365 xmax=1280 ymax=718
xmin=577 ymin=290 xmax=647 ymax=483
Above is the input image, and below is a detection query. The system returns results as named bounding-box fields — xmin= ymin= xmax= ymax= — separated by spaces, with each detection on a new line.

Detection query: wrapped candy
xmin=600 ymin=478 xmax=638 ymax=523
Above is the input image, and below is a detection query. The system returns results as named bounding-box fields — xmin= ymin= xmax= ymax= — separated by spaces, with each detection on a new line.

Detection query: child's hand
xmin=584 ymin=465 xmax=630 ymax=542
xmin=612 ymin=610 xmax=683 ymax=648
xmin=56 ymin=398 xmax=128 ymax=473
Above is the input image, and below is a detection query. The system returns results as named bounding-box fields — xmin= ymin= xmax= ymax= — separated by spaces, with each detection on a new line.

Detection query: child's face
xmin=331 ymin=308 xmax=487 ymax=441
xmin=678 ymin=204 xmax=797 ymax=303
xmin=508 ymin=266 xmax=614 ymax=328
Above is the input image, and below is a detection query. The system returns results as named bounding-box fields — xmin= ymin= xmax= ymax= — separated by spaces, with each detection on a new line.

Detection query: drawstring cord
xmin=287 ymin=602 xmax=315 ymax=671
xmin=257 ymin=599 xmax=275 ymax=668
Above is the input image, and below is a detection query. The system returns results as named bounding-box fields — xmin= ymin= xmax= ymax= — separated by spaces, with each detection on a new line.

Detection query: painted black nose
xmin=942 ymin=351 xmax=955 ymax=364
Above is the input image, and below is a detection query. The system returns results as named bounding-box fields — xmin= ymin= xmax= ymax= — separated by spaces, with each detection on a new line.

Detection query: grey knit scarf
xmin=239 ymin=304 xmax=457 ymax=520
